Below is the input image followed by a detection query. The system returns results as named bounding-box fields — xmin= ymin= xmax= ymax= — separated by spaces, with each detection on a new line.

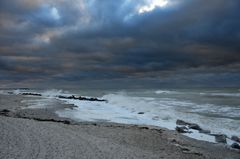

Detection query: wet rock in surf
xmin=231 ymin=136 xmax=240 ymax=143
xmin=138 ymin=112 xmax=145 ymax=115
xmin=176 ymin=119 xmax=202 ymax=131
xmin=189 ymin=124 xmax=202 ymax=130
xmin=175 ymin=126 xmax=191 ymax=133
xmin=213 ymin=134 xmax=227 ymax=143
xmin=176 ymin=119 xmax=189 ymax=125
xmin=231 ymin=143 xmax=240 ymax=150
xmin=21 ymin=93 xmax=42 ymax=96
xmin=58 ymin=95 xmax=107 ymax=102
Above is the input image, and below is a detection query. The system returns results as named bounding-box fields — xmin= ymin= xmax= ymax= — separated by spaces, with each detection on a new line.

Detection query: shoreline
xmin=0 ymin=94 xmax=239 ymax=159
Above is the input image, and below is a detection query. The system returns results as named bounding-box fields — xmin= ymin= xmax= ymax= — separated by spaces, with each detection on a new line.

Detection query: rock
xmin=231 ymin=136 xmax=240 ymax=143
xmin=1 ymin=109 xmax=10 ymax=113
xmin=231 ymin=143 xmax=240 ymax=149
xmin=138 ymin=112 xmax=144 ymax=115
xmin=176 ymin=119 xmax=202 ymax=130
xmin=58 ymin=95 xmax=107 ymax=102
xmin=188 ymin=124 xmax=202 ymax=130
xmin=214 ymin=134 xmax=227 ymax=143
xmin=176 ymin=119 xmax=189 ymax=125
xmin=21 ymin=93 xmax=42 ymax=96
xmin=175 ymin=126 xmax=190 ymax=133
xmin=0 ymin=109 xmax=10 ymax=116
xmin=199 ymin=129 xmax=211 ymax=134
xmin=63 ymin=120 xmax=71 ymax=124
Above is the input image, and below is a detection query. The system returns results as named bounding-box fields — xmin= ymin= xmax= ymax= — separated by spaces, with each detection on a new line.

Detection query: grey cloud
xmin=0 ymin=0 xmax=240 ymax=88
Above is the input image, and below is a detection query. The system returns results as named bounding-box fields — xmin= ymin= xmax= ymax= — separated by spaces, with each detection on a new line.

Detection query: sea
xmin=1 ymin=87 xmax=240 ymax=144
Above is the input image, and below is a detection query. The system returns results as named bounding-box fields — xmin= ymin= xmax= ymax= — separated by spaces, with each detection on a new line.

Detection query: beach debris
xmin=175 ymin=126 xmax=191 ymax=133
xmin=213 ymin=134 xmax=227 ymax=143
xmin=21 ymin=93 xmax=42 ymax=96
xmin=138 ymin=112 xmax=145 ymax=115
xmin=231 ymin=136 xmax=240 ymax=143
xmin=231 ymin=143 xmax=240 ymax=150
xmin=58 ymin=95 xmax=107 ymax=102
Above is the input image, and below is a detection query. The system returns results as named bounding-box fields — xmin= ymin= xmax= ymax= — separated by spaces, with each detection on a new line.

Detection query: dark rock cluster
xmin=19 ymin=92 xmax=107 ymax=102
xmin=175 ymin=119 xmax=240 ymax=150
xmin=58 ymin=95 xmax=107 ymax=102
xmin=21 ymin=93 xmax=42 ymax=96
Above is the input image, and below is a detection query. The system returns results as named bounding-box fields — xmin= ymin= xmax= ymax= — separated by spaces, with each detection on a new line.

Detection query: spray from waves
xmin=41 ymin=89 xmax=71 ymax=97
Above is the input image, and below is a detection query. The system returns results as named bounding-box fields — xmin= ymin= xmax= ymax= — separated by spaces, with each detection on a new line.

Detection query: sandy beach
xmin=0 ymin=94 xmax=239 ymax=159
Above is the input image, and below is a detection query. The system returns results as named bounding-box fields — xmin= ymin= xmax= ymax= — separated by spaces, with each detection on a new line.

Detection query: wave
xmin=200 ymin=92 xmax=240 ymax=97
xmin=41 ymin=89 xmax=71 ymax=97
xmin=155 ymin=90 xmax=178 ymax=94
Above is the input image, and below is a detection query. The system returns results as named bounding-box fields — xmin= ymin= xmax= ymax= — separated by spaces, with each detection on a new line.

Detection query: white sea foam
xmin=57 ymin=93 xmax=177 ymax=130
xmin=155 ymin=90 xmax=178 ymax=94
xmin=41 ymin=89 xmax=70 ymax=97
xmin=13 ymin=89 xmax=22 ymax=95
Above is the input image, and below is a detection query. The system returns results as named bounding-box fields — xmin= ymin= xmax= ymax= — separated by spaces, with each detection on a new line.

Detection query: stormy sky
xmin=0 ymin=0 xmax=240 ymax=88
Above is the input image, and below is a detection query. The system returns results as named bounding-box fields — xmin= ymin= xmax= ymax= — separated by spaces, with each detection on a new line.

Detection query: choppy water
xmin=1 ymin=88 xmax=240 ymax=143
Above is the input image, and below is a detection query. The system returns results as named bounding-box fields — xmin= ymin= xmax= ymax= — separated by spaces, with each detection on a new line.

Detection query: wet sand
xmin=0 ymin=94 xmax=239 ymax=159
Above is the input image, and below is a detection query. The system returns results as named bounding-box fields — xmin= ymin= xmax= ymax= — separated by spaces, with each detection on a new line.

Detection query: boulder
xmin=231 ymin=143 xmax=240 ymax=149
xmin=231 ymin=136 xmax=240 ymax=143
xmin=188 ymin=124 xmax=202 ymax=130
xmin=176 ymin=119 xmax=202 ymax=130
xmin=138 ymin=112 xmax=145 ymax=115
xmin=176 ymin=119 xmax=189 ymax=125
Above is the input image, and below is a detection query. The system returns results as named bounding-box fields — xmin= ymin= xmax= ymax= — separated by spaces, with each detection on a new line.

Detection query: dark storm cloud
xmin=0 ymin=0 xmax=240 ymax=88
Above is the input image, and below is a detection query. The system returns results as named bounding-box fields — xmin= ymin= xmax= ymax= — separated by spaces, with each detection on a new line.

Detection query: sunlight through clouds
xmin=138 ymin=0 xmax=168 ymax=14
xmin=51 ymin=7 xmax=60 ymax=20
